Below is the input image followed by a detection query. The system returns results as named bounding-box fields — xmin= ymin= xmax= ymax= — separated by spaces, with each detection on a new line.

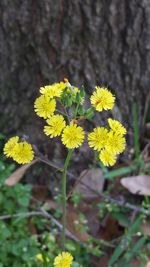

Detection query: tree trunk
xmin=0 ymin=0 xmax=149 ymax=143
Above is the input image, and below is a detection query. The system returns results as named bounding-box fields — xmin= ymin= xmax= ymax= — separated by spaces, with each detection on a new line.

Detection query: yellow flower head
xmin=88 ymin=127 xmax=108 ymax=151
xmin=54 ymin=252 xmax=73 ymax=267
xmin=108 ymin=118 xmax=127 ymax=135
xmin=90 ymin=86 xmax=115 ymax=112
xmin=13 ymin=141 xmax=34 ymax=164
xmin=106 ymin=131 xmax=126 ymax=155
xmin=3 ymin=136 xmax=19 ymax=158
xmin=99 ymin=149 xmax=117 ymax=166
xmin=40 ymin=82 xmax=67 ymax=99
xmin=62 ymin=123 xmax=84 ymax=149
xmin=44 ymin=115 xmax=66 ymax=138
xmin=74 ymin=87 xmax=79 ymax=93
xmin=36 ymin=254 xmax=44 ymax=262
xmin=34 ymin=95 xmax=56 ymax=119
xmin=36 ymin=253 xmax=50 ymax=263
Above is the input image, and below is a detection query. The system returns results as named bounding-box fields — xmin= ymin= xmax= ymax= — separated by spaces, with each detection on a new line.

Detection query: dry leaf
xmin=98 ymin=215 xmax=121 ymax=241
xmin=141 ymin=221 xmax=150 ymax=236
xmin=75 ymin=168 xmax=104 ymax=200
xmin=121 ymin=175 xmax=150 ymax=196
xmin=66 ymin=204 xmax=89 ymax=242
xmin=5 ymin=159 xmax=38 ymax=186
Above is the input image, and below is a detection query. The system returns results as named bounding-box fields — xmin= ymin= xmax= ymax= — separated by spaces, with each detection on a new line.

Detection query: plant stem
xmin=74 ymin=102 xmax=80 ymax=118
xmin=62 ymin=149 xmax=73 ymax=249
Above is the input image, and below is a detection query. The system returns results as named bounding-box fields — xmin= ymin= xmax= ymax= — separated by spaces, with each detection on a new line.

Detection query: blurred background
xmin=0 ymin=1 xmax=150 ymax=266
xmin=0 ymin=0 xmax=149 ymax=138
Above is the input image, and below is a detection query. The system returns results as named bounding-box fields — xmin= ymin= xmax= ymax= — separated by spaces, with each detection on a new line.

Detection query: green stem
xmin=56 ymin=109 xmax=70 ymax=119
xmin=74 ymin=102 xmax=80 ymax=118
xmin=62 ymin=149 xmax=73 ymax=249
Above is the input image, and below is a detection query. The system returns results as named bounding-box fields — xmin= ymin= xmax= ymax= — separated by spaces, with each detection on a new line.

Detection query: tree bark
xmin=0 ymin=0 xmax=149 ymax=142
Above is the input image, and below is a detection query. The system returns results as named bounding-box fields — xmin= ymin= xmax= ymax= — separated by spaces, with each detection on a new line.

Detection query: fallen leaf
xmin=66 ymin=204 xmax=89 ymax=242
xmin=5 ymin=159 xmax=38 ymax=186
xmin=98 ymin=215 xmax=121 ymax=241
xmin=74 ymin=168 xmax=104 ymax=200
xmin=121 ymin=175 xmax=150 ymax=196
xmin=130 ymin=258 xmax=142 ymax=267
xmin=141 ymin=221 xmax=150 ymax=236
xmin=78 ymin=202 xmax=100 ymax=237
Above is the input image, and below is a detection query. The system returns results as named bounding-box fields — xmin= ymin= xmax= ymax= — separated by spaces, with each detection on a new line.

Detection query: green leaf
xmin=79 ymin=87 xmax=85 ymax=98
xmin=85 ymin=107 xmax=94 ymax=120
xmin=126 ymin=236 xmax=146 ymax=261
xmin=108 ymin=216 xmax=142 ymax=266
xmin=104 ymin=165 xmax=138 ymax=179
xmin=0 ymin=161 xmax=5 ymax=171
xmin=75 ymin=92 xmax=80 ymax=103
xmin=112 ymin=212 xmax=130 ymax=226
xmin=0 ymin=133 xmax=5 ymax=140
xmin=66 ymin=97 xmax=72 ymax=107
xmin=78 ymin=106 xmax=85 ymax=116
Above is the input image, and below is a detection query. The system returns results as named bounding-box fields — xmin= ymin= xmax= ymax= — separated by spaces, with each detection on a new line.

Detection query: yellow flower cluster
xmin=54 ymin=252 xmax=73 ymax=267
xmin=34 ymin=79 xmax=84 ymax=149
xmin=34 ymin=81 xmax=68 ymax=119
xmin=88 ymin=118 xmax=126 ymax=166
xmin=40 ymin=81 xmax=68 ymax=99
xmin=3 ymin=137 xmax=34 ymax=164
xmin=4 ymin=83 xmax=126 ymax=167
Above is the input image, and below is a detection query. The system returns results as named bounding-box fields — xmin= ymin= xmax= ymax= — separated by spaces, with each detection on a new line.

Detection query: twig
xmin=67 ymin=169 xmax=89 ymax=200
xmin=31 ymin=196 xmax=81 ymax=243
xmin=39 ymin=207 xmax=80 ymax=242
xmin=37 ymin=157 xmax=63 ymax=172
xmin=0 ymin=211 xmax=43 ymax=220
xmin=0 ymin=208 xmax=80 ymax=243
xmin=103 ymin=194 xmax=150 ymax=216
xmin=37 ymin=156 xmax=75 ymax=179
xmin=34 ymin=154 xmax=150 ymax=217
xmin=79 ymin=180 xmax=150 ymax=217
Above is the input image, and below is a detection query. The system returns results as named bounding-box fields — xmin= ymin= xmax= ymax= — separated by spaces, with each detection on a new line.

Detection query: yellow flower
xmin=40 ymin=82 xmax=67 ymax=99
xmin=74 ymin=87 xmax=79 ymax=93
xmin=54 ymin=252 xmax=73 ymax=267
xmin=36 ymin=253 xmax=50 ymax=263
xmin=90 ymin=86 xmax=115 ymax=112
xmin=108 ymin=118 xmax=126 ymax=135
xmin=99 ymin=149 xmax=117 ymax=166
xmin=44 ymin=115 xmax=66 ymax=138
xmin=66 ymin=86 xmax=79 ymax=94
xmin=62 ymin=123 xmax=84 ymax=149
xmin=88 ymin=127 xmax=108 ymax=151
xmin=34 ymin=95 xmax=56 ymax=119
xmin=106 ymin=131 xmax=126 ymax=154
xmin=13 ymin=141 xmax=34 ymax=164
xmin=36 ymin=254 xmax=44 ymax=262
xmin=3 ymin=136 xmax=19 ymax=158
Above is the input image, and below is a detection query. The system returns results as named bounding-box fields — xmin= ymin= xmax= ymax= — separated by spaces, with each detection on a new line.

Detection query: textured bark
xmin=0 ymin=0 xmax=149 ymax=141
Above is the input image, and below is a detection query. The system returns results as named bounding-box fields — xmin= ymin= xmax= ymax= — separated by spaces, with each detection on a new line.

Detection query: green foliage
xmin=0 ymin=184 xmax=39 ymax=266
xmin=0 ymin=143 xmax=94 ymax=266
